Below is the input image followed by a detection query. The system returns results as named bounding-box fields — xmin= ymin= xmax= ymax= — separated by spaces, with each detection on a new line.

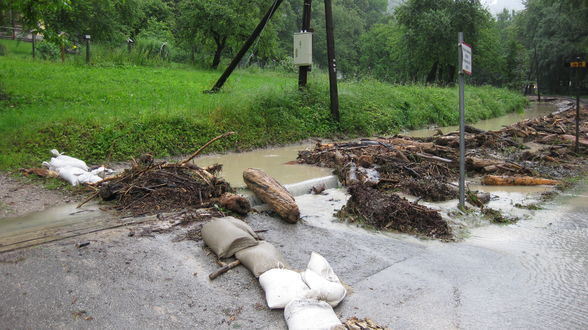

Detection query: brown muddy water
xmin=403 ymin=102 xmax=556 ymax=137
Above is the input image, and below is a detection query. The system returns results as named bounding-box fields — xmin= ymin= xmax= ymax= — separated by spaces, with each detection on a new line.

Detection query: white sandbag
xmin=89 ymin=166 xmax=115 ymax=178
xmin=235 ymin=241 xmax=289 ymax=278
xmin=46 ymin=149 xmax=89 ymax=171
xmin=201 ymin=217 xmax=258 ymax=258
xmin=77 ymin=171 xmax=103 ymax=184
xmin=284 ymin=298 xmax=342 ymax=330
xmin=302 ymin=252 xmax=346 ymax=307
xmin=302 ymin=270 xmax=346 ymax=307
xmin=259 ymin=269 xmax=310 ymax=309
xmin=57 ymin=166 xmax=87 ymax=186
xmin=307 ymin=252 xmax=340 ymax=282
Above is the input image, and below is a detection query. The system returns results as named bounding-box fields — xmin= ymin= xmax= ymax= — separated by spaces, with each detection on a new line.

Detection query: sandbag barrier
xmin=202 ymin=216 xmax=353 ymax=329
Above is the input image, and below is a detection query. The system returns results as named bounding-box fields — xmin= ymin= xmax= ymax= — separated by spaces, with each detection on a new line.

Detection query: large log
xmin=243 ymin=168 xmax=300 ymax=223
xmin=481 ymin=175 xmax=560 ymax=186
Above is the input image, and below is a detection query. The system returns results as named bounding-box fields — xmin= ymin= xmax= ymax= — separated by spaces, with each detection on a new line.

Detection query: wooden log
xmin=243 ymin=168 xmax=300 ymax=223
xmin=209 ymin=260 xmax=241 ymax=280
xmin=481 ymin=175 xmax=560 ymax=186
xmin=219 ymin=192 xmax=251 ymax=215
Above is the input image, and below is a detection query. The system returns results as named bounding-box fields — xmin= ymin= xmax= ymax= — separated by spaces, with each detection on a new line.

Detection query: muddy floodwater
xmin=194 ymin=144 xmax=333 ymax=187
xmin=404 ymin=102 xmax=556 ymax=137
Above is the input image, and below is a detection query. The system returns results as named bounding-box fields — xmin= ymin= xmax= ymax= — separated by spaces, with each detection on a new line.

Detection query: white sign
xmin=461 ymin=42 xmax=472 ymax=75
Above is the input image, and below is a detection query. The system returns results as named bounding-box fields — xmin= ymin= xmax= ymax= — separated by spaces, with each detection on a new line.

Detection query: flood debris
xmin=298 ymin=99 xmax=587 ymax=237
xmin=343 ymin=317 xmax=390 ymax=330
xmin=482 ymin=208 xmax=519 ymax=224
xmin=243 ymin=168 xmax=300 ymax=223
xmin=481 ymin=175 xmax=560 ymax=186
xmin=80 ymin=132 xmax=242 ymax=217
xmin=219 ymin=192 xmax=251 ymax=215
xmin=340 ymin=185 xmax=452 ymax=239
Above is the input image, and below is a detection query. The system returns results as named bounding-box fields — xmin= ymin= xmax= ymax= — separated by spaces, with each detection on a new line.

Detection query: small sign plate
xmin=461 ymin=42 xmax=472 ymax=75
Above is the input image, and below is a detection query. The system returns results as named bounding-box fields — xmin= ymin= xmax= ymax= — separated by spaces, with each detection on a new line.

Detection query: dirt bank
xmin=0 ymin=173 xmax=77 ymax=218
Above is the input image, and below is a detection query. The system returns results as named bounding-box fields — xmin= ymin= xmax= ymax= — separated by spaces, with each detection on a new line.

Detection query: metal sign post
xmin=457 ymin=32 xmax=471 ymax=210
xmin=84 ymin=35 xmax=91 ymax=64
xmin=565 ymin=58 xmax=586 ymax=153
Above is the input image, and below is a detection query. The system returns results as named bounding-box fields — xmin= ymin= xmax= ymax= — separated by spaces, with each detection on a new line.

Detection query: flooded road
xmin=2 ymin=100 xmax=586 ymax=328
xmin=295 ymin=183 xmax=588 ymax=329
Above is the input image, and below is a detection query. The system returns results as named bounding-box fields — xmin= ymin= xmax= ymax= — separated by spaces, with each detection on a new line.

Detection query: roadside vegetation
xmin=0 ymin=46 xmax=526 ymax=170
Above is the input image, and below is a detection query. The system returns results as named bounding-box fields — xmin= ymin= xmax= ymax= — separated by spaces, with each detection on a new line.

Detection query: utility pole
xmin=209 ymin=0 xmax=284 ymax=93
xmin=298 ymin=0 xmax=312 ymax=88
xmin=458 ymin=32 xmax=466 ymax=210
xmin=324 ymin=0 xmax=340 ymax=121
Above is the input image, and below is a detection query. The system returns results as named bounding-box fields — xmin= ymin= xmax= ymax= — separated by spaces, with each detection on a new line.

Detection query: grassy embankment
xmin=0 ymin=39 xmax=527 ymax=170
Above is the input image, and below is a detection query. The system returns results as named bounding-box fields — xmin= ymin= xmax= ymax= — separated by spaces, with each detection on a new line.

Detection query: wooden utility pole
xmin=209 ymin=0 xmax=284 ymax=93
xmin=298 ymin=0 xmax=312 ymax=88
xmin=324 ymin=0 xmax=340 ymax=121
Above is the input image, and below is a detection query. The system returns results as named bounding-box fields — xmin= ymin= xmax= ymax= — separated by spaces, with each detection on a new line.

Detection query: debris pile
xmin=79 ymin=132 xmax=246 ymax=217
xmin=340 ymin=185 xmax=451 ymax=239
xmin=98 ymin=161 xmax=231 ymax=216
xmin=298 ymin=100 xmax=588 ymax=237
xmin=343 ymin=317 xmax=390 ymax=330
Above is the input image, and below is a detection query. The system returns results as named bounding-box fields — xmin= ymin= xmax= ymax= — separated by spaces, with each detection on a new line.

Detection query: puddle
xmin=192 ymin=144 xmax=333 ymax=187
xmin=403 ymin=102 xmax=556 ymax=137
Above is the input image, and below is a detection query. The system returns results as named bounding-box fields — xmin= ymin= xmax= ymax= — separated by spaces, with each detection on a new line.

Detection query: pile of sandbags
xmin=42 ymin=149 xmax=111 ymax=186
xmin=259 ymin=252 xmax=347 ymax=329
xmin=201 ymin=217 xmax=348 ymax=330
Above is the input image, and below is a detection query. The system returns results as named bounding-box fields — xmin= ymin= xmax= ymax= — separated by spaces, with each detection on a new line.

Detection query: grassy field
xmin=0 ymin=40 xmax=527 ymax=170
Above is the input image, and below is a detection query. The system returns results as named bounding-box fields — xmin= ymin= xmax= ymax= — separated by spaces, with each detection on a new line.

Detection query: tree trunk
xmin=211 ymin=37 xmax=226 ymax=69
xmin=447 ymin=64 xmax=456 ymax=84
xmin=426 ymin=60 xmax=438 ymax=84
xmin=481 ymin=175 xmax=560 ymax=186
xmin=243 ymin=168 xmax=300 ymax=223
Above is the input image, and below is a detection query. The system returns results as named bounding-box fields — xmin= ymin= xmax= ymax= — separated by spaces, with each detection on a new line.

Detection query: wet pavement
xmin=0 ymin=183 xmax=586 ymax=329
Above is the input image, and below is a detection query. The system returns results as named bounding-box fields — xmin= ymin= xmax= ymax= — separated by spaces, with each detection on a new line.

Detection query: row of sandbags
xmin=42 ymin=149 xmax=112 ymax=186
xmin=201 ymin=217 xmax=347 ymax=329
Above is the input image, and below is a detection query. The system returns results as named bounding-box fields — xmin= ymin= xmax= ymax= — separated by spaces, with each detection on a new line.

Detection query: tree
xmin=518 ymin=0 xmax=588 ymax=93
xmin=175 ymin=0 xmax=276 ymax=69
xmin=394 ymin=0 xmax=491 ymax=84
xmin=310 ymin=0 xmax=388 ymax=77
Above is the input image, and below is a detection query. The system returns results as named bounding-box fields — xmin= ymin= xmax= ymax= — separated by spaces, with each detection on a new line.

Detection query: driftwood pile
xmin=80 ymin=132 xmax=252 ymax=217
xmin=97 ymin=161 xmax=232 ymax=216
xmin=298 ymin=100 xmax=587 ymax=238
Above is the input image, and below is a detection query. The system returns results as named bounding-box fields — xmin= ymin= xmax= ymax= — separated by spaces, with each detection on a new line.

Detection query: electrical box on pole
xmin=293 ymin=32 xmax=312 ymax=66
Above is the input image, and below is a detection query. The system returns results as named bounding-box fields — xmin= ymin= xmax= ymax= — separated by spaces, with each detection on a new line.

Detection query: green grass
xmin=0 ymin=41 xmax=527 ymax=170
xmin=0 ymin=39 xmax=34 ymax=58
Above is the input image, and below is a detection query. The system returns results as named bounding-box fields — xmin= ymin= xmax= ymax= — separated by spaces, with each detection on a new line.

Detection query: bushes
xmin=36 ymin=41 xmax=60 ymax=60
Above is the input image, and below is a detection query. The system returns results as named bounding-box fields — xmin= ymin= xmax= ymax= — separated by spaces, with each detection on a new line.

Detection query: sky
xmin=483 ymin=0 xmax=525 ymax=14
